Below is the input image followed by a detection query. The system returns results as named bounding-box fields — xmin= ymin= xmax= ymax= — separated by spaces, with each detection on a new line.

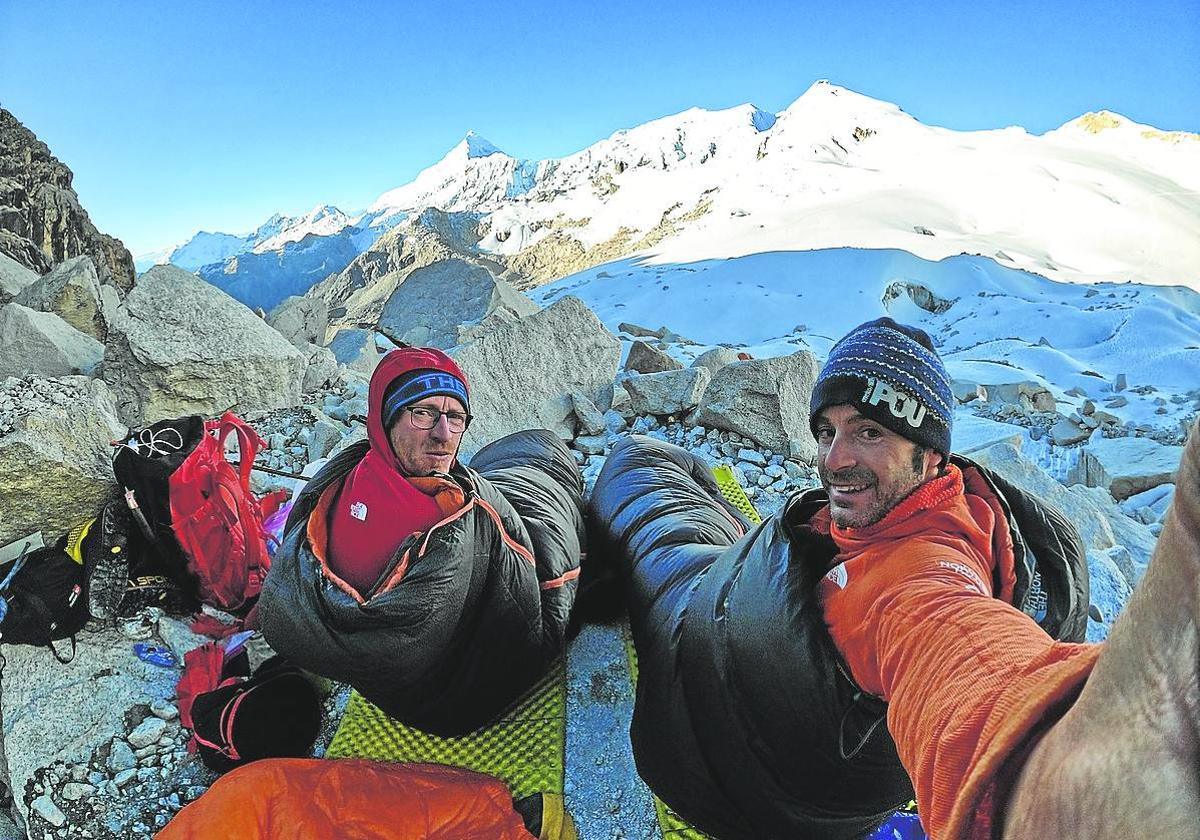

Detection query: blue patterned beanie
xmin=382 ymin=369 xmax=470 ymax=429
xmin=809 ymin=317 xmax=953 ymax=455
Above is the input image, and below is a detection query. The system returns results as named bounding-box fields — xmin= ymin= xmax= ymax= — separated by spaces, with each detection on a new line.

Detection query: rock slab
xmin=267 ymin=294 xmax=329 ymax=347
xmin=1085 ymin=435 xmax=1184 ymax=500
xmin=452 ymin=295 xmax=620 ymax=459
xmin=624 ymin=340 xmax=681 ymax=374
xmin=0 ymin=303 xmax=104 ymax=378
xmin=0 ymin=251 xmax=39 ymax=304
xmin=0 ymin=376 xmax=124 ymax=545
xmin=327 ymin=328 xmax=380 ymax=377
xmin=694 ymin=351 xmax=819 ymax=459
xmin=970 ymin=442 xmax=1157 ymax=582
xmin=14 ymin=255 xmax=106 ymax=340
xmin=102 ymin=265 xmax=304 ymax=425
xmin=377 ymin=258 xmax=538 ymax=349
xmin=623 ymin=367 xmax=710 ymax=416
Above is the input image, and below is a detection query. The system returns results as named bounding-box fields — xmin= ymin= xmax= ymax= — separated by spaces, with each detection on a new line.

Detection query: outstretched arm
xmin=1001 ymin=423 xmax=1200 ymax=839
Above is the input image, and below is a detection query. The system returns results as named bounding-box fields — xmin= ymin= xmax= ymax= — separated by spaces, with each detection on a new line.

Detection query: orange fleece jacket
xmin=817 ymin=465 xmax=1101 ymax=839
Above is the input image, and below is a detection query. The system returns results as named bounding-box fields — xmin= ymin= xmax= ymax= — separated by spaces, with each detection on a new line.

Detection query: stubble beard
xmin=821 ymin=465 xmax=925 ymax=529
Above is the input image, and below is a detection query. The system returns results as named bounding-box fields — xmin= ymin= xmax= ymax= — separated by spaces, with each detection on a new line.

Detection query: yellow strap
xmin=63 ymin=518 xmax=95 ymax=566
xmin=538 ymin=792 xmax=577 ymax=840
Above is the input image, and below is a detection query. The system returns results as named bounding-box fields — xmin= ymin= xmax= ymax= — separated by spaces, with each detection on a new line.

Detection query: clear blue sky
xmin=2 ymin=0 xmax=1197 ymax=254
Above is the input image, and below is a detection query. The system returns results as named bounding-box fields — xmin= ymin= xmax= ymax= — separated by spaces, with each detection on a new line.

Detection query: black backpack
xmin=0 ymin=542 xmax=89 ymax=663
xmin=110 ymin=416 xmax=207 ymax=607
xmin=189 ymin=656 xmax=322 ymax=773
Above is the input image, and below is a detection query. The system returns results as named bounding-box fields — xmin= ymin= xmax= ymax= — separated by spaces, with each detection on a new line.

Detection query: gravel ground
xmin=565 ymin=622 xmax=659 ymax=839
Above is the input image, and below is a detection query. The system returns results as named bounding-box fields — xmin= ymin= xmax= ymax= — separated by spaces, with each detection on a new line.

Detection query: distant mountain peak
xmin=1077 ymin=111 xmax=1126 ymax=134
xmin=1053 ymin=111 xmax=1199 ymax=145
xmin=779 ymin=80 xmax=906 ymax=122
xmin=304 ymin=203 xmax=345 ymax=222
xmin=462 ymin=131 xmax=503 ymax=159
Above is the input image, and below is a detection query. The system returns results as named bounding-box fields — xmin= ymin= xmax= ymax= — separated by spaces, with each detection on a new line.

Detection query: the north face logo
xmin=861 ymin=377 xmax=927 ymax=428
xmin=424 ymin=373 xmax=461 ymax=391
xmin=411 ymin=371 xmax=468 ymax=401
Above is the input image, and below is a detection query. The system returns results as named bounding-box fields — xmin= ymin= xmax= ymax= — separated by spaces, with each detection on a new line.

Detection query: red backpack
xmin=167 ymin=413 xmax=285 ymax=614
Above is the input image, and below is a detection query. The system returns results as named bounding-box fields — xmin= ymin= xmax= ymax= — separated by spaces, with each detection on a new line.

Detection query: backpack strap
xmin=47 ymin=635 xmax=77 ymax=664
xmin=951 ymin=454 xmax=1089 ymax=642
xmin=211 ymin=412 xmax=265 ymax=489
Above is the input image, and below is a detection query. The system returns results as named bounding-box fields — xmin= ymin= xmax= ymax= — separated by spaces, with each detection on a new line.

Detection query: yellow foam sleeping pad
xmin=327 ymin=656 xmax=568 ymax=836
xmin=535 ymin=791 xmax=577 ymax=840
xmin=711 ymin=464 xmax=763 ymax=525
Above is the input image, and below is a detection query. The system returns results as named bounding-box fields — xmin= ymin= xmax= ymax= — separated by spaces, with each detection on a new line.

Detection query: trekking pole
xmin=229 ymin=461 xmax=312 ymax=482
xmin=0 ymin=542 xmax=32 ymax=591
xmin=0 ymin=542 xmax=33 ymax=625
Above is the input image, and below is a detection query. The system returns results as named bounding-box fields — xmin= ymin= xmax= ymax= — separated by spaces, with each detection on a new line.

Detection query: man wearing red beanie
xmin=261 ymin=344 xmax=585 ymax=736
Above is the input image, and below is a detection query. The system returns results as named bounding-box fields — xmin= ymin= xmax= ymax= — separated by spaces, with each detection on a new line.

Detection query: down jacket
xmin=157 ymin=758 xmax=537 ymax=839
xmin=588 ymin=435 xmax=1088 ymax=840
xmin=260 ymin=429 xmax=585 ymax=736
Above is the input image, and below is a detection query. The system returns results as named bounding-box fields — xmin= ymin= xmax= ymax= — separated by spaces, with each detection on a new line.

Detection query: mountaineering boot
xmin=83 ymin=500 xmax=132 ymax=621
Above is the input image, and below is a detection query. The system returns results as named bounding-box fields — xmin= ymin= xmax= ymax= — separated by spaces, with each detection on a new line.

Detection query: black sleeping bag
xmin=588 ymin=435 xmax=1088 ymax=840
xmin=259 ymin=429 xmax=585 ymax=736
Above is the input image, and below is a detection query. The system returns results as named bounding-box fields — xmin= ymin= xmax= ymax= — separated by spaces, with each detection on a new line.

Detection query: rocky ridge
xmin=0 ymin=110 xmax=134 ymax=294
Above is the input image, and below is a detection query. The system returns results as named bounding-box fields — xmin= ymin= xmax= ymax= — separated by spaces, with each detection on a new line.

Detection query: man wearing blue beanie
xmin=809 ymin=317 xmax=954 ymax=528
xmin=807 ymin=318 xmax=1198 ymax=838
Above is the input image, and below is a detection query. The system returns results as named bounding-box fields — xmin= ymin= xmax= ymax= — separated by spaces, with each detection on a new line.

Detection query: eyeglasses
xmin=404 ymin=405 xmax=472 ymax=433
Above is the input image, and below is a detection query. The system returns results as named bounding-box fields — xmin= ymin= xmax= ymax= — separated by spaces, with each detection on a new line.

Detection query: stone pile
xmin=11 ymin=608 xmax=350 ymax=840
xmin=962 ymin=375 xmax=1197 ymax=450
xmin=26 ymin=698 xmax=196 ymax=840
xmin=244 ymin=399 xmax=358 ymax=489
xmin=561 ymin=408 xmax=819 ymax=517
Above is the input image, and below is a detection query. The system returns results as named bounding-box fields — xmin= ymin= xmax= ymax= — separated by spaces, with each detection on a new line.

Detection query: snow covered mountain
xmin=150 ymin=205 xmax=369 ymax=309
xmin=532 ymin=246 xmax=1200 ymax=442
xmin=252 ymin=205 xmax=354 ymax=252
xmin=132 ymin=245 xmax=173 ymax=274
xmin=162 ymin=80 xmax=1199 ymax=312
xmin=167 ymin=213 xmax=290 ymax=272
xmin=159 ymin=205 xmax=360 ymax=276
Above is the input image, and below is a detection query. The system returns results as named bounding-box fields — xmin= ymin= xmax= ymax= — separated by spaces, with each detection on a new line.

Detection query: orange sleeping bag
xmin=157 ymin=758 xmax=536 ymax=840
